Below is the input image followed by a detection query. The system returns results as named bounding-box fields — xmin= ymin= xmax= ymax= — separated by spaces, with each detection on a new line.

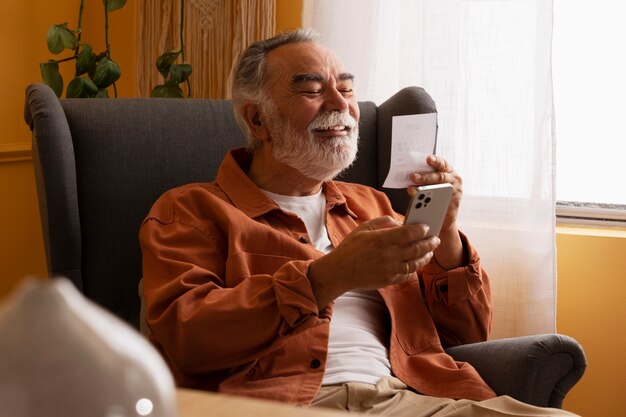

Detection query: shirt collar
xmin=215 ymin=148 xmax=358 ymax=220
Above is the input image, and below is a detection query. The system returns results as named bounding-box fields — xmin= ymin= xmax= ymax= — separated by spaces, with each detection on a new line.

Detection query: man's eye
xmin=337 ymin=83 xmax=354 ymax=94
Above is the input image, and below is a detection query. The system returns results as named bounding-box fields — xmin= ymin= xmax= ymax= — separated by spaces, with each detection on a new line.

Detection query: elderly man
xmin=140 ymin=29 xmax=577 ymax=416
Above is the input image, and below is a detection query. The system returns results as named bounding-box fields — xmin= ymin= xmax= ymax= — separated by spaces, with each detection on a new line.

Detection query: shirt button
xmin=310 ymin=359 xmax=321 ymax=369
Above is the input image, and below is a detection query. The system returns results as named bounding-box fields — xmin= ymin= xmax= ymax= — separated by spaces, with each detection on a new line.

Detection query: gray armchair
xmin=24 ymin=83 xmax=586 ymax=408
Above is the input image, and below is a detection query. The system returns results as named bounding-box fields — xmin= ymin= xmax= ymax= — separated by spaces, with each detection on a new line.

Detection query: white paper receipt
xmin=382 ymin=113 xmax=437 ymax=189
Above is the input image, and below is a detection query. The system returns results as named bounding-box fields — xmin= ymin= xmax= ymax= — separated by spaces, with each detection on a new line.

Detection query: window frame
xmin=556 ymin=201 xmax=626 ymax=227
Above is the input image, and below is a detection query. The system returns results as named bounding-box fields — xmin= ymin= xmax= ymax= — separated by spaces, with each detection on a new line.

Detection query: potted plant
xmin=40 ymin=0 xmax=191 ymax=98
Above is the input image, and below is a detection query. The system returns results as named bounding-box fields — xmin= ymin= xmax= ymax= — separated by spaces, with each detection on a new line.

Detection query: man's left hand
xmin=408 ymin=155 xmax=462 ymax=235
xmin=408 ymin=155 xmax=466 ymax=269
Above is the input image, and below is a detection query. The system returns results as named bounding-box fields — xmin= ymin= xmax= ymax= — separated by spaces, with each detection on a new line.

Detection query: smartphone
xmin=403 ymin=183 xmax=454 ymax=237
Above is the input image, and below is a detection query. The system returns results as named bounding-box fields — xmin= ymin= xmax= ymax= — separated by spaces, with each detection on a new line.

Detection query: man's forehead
xmin=265 ymin=42 xmax=351 ymax=84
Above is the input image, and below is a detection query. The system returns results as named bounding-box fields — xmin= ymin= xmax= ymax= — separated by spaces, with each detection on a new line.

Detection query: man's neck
xmin=247 ymin=148 xmax=323 ymax=196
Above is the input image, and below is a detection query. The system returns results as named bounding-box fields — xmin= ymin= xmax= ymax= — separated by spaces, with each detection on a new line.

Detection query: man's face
xmin=259 ymin=42 xmax=360 ymax=181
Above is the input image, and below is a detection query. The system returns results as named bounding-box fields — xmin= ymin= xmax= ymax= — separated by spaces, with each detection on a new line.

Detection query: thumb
xmin=357 ymin=215 xmax=401 ymax=232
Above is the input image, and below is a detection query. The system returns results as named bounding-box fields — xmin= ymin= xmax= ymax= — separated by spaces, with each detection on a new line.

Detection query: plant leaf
xmin=105 ymin=0 xmax=127 ymax=12
xmin=40 ymin=61 xmax=64 ymax=97
xmin=87 ymin=52 xmax=108 ymax=80
xmin=76 ymin=44 xmax=95 ymax=75
xmin=96 ymin=88 xmax=109 ymax=98
xmin=156 ymin=49 xmax=180 ymax=77
xmin=151 ymin=84 xmax=184 ymax=98
xmin=47 ymin=23 xmax=78 ymax=54
xmin=91 ymin=57 xmax=121 ymax=88
xmin=167 ymin=63 xmax=192 ymax=85
xmin=66 ymin=77 xmax=99 ymax=98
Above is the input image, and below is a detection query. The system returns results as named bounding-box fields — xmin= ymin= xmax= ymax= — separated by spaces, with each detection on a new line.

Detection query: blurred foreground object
xmin=0 ymin=278 xmax=177 ymax=417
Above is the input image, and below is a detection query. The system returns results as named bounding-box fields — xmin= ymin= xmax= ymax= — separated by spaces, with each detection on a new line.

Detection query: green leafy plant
xmin=40 ymin=0 xmax=126 ymax=98
xmin=151 ymin=0 xmax=192 ymax=98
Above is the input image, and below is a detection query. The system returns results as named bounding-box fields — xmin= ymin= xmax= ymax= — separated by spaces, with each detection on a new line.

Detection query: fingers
xmin=398 ymin=251 xmax=435 ymax=276
xmin=408 ymin=155 xmax=462 ymax=198
xmin=410 ymin=155 xmax=454 ymax=182
xmin=348 ymin=219 xmax=439 ymax=277
xmin=395 ymin=236 xmax=439 ymax=275
xmin=398 ymin=235 xmax=439 ymax=264
xmin=355 ymin=217 xmax=432 ymax=249
xmin=374 ymin=220 xmax=428 ymax=244
xmin=427 ymin=154 xmax=451 ymax=172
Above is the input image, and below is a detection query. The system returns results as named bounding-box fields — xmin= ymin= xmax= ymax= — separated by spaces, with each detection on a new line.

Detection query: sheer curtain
xmin=306 ymin=0 xmax=556 ymax=339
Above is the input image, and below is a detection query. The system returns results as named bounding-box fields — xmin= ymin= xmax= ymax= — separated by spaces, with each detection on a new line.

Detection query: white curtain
xmin=306 ymin=0 xmax=556 ymax=339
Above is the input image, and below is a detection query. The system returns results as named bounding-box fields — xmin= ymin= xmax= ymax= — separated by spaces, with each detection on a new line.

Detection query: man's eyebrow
xmin=291 ymin=73 xmax=324 ymax=84
xmin=291 ymin=72 xmax=355 ymax=84
xmin=338 ymin=72 xmax=355 ymax=82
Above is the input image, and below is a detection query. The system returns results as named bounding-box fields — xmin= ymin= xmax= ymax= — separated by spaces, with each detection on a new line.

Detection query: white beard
xmin=264 ymin=103 xmax=359 ymax=182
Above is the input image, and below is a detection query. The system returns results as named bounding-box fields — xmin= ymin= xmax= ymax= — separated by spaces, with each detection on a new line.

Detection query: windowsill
xmin=556 ymin=202 xmax=626 ymax=229
xmin=556 ymin=217 xmax=626 ymax=229
xmin=556 ymin=225 xmax=626 ymax=238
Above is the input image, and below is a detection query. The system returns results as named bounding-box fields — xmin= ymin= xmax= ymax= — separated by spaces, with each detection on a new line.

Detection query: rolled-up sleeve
xmin=419 ymin=231 xmax=493 ymax=347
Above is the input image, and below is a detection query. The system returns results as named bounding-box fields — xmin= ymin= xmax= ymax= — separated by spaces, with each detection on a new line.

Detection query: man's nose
xmin=322 ymin=88 xmax=350 ymax=113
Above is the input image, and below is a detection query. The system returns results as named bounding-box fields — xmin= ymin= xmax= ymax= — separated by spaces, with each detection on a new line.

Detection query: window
xmin=553 ymin=0 xmax=626 ymax=224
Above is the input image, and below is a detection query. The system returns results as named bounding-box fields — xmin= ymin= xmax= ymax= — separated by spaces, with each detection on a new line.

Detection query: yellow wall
xmin=0 ymin=0 xmax=137 ymax=297
xmin=276 ymin=0 xmax=303 ymax=32
xmin=1 ymin=1 xmax=623 ymax=416
xmin=0 ymin=0 xmax=83 ymax=294
xmin=556 ymin=226 xmax=626 ymax=416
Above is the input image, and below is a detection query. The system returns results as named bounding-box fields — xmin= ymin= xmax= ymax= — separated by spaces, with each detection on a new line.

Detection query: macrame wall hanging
xmin=136 ymin=0 xmax=276 ymax=98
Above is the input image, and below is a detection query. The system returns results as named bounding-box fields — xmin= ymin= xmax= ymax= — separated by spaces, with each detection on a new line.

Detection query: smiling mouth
xmin=313 ymin=125 xmax=349 ymax=133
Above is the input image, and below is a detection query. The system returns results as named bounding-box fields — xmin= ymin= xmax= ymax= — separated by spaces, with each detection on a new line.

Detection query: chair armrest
xmin=445 ymin=333 xmax=586 ymax=408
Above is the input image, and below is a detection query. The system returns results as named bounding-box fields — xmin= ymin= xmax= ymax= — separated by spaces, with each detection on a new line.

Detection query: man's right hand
xmin=307 ymin=215 xmax=440 ymax=309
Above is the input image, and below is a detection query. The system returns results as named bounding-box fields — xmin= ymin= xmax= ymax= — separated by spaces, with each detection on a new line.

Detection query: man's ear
xmin=242 ymin=102 xmax=269 ymax=141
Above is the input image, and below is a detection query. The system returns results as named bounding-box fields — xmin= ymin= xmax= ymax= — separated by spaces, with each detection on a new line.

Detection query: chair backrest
xmin=24 ymin=83 xmax=437 ymax=329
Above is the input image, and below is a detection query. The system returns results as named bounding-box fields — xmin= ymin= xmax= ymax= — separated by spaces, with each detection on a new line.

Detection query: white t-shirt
xmin=262 ymin=189 xmax=392 ymax=385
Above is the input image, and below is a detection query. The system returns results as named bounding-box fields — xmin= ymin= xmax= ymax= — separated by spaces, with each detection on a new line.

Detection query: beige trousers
xmin=312 ymin=377 xmax=579 ymax=417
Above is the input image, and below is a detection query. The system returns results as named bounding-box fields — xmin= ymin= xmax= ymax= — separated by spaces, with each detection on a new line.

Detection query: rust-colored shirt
xmin=140 ymin=148 xmax=496 ymax=404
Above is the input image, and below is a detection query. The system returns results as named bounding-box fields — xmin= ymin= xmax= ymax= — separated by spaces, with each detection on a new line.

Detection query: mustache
xmin=308 ymin=111 xmax=357 ymax=132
